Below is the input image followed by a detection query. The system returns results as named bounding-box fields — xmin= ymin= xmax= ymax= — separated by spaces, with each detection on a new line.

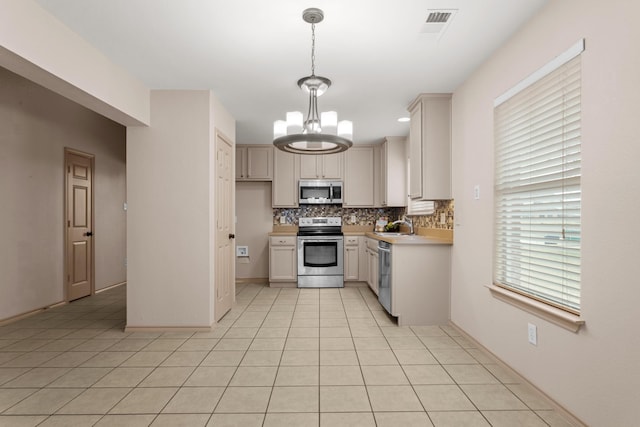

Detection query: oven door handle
xmin=299 ymin=239 xmax=341 ymax=243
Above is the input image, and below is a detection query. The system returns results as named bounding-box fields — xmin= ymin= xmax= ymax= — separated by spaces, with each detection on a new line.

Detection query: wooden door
xmin=65 ymin=149 xmax=94 ymax=301
xmin=215 ymin=131 xmax=234 ymax=321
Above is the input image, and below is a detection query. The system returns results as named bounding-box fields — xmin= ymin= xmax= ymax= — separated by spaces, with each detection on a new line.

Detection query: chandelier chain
xmin=311 ymin=23 xmax=316 ymax=76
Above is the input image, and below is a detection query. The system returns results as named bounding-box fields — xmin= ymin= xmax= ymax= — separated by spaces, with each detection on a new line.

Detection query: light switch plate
xmin=474 ymin=185 xmax=480 ymax=200
xmin=527 ymin=323 xmax=537 ymax=345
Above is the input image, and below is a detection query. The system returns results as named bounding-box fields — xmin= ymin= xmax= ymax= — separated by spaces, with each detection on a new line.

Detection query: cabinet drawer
xmin=270 ymin=236 xmax=296 ymax=246
xmin=345 ymin=236 xmax=360 ymax=246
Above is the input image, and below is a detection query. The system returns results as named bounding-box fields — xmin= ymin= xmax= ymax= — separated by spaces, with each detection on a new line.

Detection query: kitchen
xmin=1 ymin=1 xmax=639 ymax=426
xmin=235 ymin=116 xmax=455 ymax=326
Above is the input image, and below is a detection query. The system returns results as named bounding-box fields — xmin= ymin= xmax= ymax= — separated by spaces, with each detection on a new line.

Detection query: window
xmin=493 ymin=41 xmax=583 ymax=314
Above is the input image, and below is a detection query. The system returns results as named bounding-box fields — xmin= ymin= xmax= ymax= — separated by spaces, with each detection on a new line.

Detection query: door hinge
xmin=68 ymin=166 xmax=71 ymax=173
xmin=67 ymin=220 xmax=70 ymax=227
xmin=67 ymin=274 xmax=70 ymax=282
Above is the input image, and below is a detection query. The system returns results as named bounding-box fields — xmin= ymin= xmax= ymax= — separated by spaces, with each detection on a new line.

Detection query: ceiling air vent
xmin=421 ymin=9 xmax=457 ymax=39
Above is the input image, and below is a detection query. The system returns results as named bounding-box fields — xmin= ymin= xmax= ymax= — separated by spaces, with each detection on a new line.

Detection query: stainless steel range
xmin=297 ymin=217 xmax=344 ymax=288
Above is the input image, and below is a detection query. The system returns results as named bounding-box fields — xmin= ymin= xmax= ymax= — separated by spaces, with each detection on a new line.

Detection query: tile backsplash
xmin=273 ymin=200 xmax=454 ymax=230
xmin=410 ymin=200 xmax=454 ymax=230
xmin=274 ymin=206 xmax=404 ymax=226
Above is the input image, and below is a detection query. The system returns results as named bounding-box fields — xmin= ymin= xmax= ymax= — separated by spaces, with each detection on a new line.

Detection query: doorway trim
xmin=64 ymin=147 xmax=96 ymax=301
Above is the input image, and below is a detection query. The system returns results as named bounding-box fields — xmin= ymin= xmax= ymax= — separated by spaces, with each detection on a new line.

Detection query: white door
xmin=215 ymin=131 xmax=234 ymax=321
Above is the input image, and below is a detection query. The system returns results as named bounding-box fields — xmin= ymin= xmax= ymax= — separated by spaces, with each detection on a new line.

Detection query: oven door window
xmin=303 ymin=241 xmax=338 ymax=267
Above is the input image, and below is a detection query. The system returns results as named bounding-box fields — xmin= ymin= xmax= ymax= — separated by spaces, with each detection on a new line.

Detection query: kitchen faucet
xmin=392 ymin=216 xmax=414 ymax=235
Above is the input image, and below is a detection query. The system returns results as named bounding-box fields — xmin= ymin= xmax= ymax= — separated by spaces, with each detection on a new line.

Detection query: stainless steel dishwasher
xmin=378 ymin=241 xmax=392 ymax=314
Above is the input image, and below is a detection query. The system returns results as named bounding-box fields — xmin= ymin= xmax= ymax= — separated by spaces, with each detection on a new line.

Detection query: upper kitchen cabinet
xmin=272 ymin=149 xmax=299 ymax=207
xmin=378 ymin=137 xmax=407 ymax=207
xmin=236 ymin=145 xmax=273 ymax=181
xmin=299 ymin=152 xmax=343 ymax=179
xmin=407 ymin=94 xmax=452 ymax=200
xmin=344 ymin=146 xmax=374 ymax=207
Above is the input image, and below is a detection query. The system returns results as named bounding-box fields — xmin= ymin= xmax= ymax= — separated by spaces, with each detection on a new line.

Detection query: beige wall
xmin=0 ymin=0 xmax=150 ymax=126
xmin=450 ymin=0 xmax=640 ymax=425
xmin=127 ymin=90 xmax=236 ymax=328
xmin=0 ymin=66 xmax=126 ymax=320
xmin=127 ymin=90 xmax=211 ymax=328
xmin=235 ymin=182 xmax=272 ymax=280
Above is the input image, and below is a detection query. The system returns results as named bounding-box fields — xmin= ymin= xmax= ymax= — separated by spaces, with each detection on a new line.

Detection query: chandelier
xmin=273 ymin=8 xmax=353 ymax=155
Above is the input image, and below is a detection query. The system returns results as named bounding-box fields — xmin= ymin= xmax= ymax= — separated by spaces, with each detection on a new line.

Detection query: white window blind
xmin=493 ymin=50 xmax=582 ymax=314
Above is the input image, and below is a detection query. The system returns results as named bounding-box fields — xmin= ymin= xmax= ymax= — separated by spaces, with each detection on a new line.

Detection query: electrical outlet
xmin=280 ymin=216 xmax=286 ymax=224
xmin=527 ymin=323 xmax=537 ymax=346
xmin=474 ymin=185 xmax=480 ymax=200
xmin=350 ymin=215 xmax=357 ymax=223
xmin=440 ymin=212 xmax=446 ymax=224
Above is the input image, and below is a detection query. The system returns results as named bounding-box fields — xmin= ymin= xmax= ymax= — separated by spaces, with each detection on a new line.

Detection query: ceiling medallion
xmin=273 ymin=8 xmax=353 ymax=155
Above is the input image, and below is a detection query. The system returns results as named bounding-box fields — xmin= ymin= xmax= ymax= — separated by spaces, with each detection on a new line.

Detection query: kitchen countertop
xmin=269 ymin=225 xmax=297 ymax=236
xmin=365 ymin=231 xmax=453 ymax=245
xmin=269 ymin=225 xmax=453 ymax=244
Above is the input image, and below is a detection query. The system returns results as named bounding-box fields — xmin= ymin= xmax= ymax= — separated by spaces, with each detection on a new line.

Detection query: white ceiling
xmin=34 ymin=0 xmax=548 ymax=145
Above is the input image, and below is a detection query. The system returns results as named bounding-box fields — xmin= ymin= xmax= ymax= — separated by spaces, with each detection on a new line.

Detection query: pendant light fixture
xmin=273 ymin=8 xmax=353 ymax=155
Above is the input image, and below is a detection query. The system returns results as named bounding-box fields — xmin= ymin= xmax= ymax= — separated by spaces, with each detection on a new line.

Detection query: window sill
xmin=487 ymin=284 xmax=585 ymax=332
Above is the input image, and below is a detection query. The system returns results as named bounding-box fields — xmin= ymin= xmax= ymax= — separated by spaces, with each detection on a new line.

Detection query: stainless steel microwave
xmin=299 ymin=180 xmax=343 ymax=205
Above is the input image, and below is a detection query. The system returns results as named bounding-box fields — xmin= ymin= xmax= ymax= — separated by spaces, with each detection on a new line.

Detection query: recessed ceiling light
xmin=397 ymin=117 xmax=410 ymax=123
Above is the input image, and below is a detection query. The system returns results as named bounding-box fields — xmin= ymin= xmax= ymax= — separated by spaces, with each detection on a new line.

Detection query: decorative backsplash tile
xmin=273 ymin=201 xmax=454 ymax=230
xmin=273 ymin=206 xmax=404 ymax=226
xmin=409 ymin=200 xmax=454 ymax=230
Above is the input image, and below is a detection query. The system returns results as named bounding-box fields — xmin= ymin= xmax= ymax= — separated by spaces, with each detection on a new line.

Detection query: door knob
xmin=84 ymin=231 xmax=93 ymax=237
xmin=228 ymin=234 xmax=235 ymax=239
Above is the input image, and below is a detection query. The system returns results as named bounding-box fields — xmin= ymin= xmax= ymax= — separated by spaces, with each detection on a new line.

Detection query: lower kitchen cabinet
xmin=344 ymin=236 xmax=361 ymax=281
xmin=269 ymin=235 xmax=297 ymax=285
xmin=387 ymin=243 xmax=451 ymax=326
xmin=365 ymin=237 xmax=379 ymax=295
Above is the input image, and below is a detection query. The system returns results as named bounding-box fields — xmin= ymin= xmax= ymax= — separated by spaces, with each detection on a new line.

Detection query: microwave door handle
xmin=329 ymin=183 xmax=333 ymax=202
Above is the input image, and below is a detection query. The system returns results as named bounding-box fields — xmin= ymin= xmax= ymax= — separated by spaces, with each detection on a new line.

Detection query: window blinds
xmin=493 ymin=53 xmax=582 ymax=313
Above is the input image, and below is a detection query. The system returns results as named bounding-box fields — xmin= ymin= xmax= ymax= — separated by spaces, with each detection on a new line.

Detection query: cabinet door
xmin=422 ymin=97 xmax=451 ymax=199
xmin=246 ymin=146 xmax=273 ymax=180
xmin=407 ymin=94 xmax=451 ymax=200
xmin=273 ymin=150 xmax=298 ymax=207
xmin=366 ymin=248 xmax=379 ymax=295
xmin=409 ymin=102 xmax=422 ymax=199
xmin=383 ymin=137 xmax=407 ymax=207
xmin=373 ymin=144 xmax=383 ymax=207
xmin=270 ymin=245 xmax=297 ymax=281
xmin=299 ymin=155 xmax=319 ymax=179
xmin=344 ymin=147 xmax=374 ymax=207
xmin=321 ymin=153 xmax=343 ymax=179
xmin=344 ymin=246 xmax=359 ymax=281
xmin=372 ymin=251 xmax=379 ymax=295
xmin=235 ymin=147 xmax=246 ymax=180
xmin=380 ymin=143 xmax=388 ymax=206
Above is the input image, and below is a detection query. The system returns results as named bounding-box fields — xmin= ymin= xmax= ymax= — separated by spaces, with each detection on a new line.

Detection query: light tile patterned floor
xmin=0 ymin=283 xmax=577 ymax=426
